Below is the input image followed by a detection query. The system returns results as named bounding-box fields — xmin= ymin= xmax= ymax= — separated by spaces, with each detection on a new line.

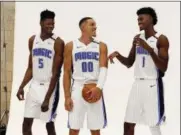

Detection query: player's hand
xmin=108 ymin=51 xmax=120 ymax=64
xmin=65 ymin=97 xmax=73 ymax=112
xmin=41 ymin=99 xmax=49 ymax=112
xmin=16 ymin=87 xmax=25 ymax=101
xmin=87 ymin=87 xmax=102 ymax=102
xmin=134 ymin=37 xmax=151 ymax=51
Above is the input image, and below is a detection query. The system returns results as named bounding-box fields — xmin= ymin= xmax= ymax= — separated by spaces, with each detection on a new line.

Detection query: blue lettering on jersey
xmin=33 ymin=48 xmax=52 ymax=59
xmin=136 ymin=47 xmax=149 ymax=55
xmin=75 ymin=52 xmax=99 ymax=61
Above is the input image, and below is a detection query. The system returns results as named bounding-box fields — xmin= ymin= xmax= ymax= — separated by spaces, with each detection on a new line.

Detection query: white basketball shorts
xmin=67 ymin=81 xmax=107 ymax=130
xmin=24 ymin=80 xmax=60 ymax=123
xmin=124 ymin=78 xmax=166 ymax=126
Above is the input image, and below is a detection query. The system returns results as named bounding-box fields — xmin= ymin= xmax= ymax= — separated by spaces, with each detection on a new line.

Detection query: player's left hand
xmin=134 ymin=37 xmax=152 ymax=51
xmin=41 ymin=99 xmax=49 ymax=112
xmin=87 ymin=87 xmax=102 ymax=102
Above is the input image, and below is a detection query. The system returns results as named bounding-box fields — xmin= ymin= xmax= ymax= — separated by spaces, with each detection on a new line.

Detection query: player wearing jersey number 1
xmin=109 ymin=7 xmax=169 ymax=135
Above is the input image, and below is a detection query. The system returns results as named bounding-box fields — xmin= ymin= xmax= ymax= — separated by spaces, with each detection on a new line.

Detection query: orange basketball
xmin=82 ymin=83 xmax=102 ymax=103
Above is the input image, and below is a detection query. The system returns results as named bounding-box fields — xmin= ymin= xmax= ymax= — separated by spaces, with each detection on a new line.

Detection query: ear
xmin=40 ymin=21 xmax=43 ymax=27
xmin=149 ymin=15 xmax=154 ymax=24
xmin=80 ymin=22 xmax=86 ymax=32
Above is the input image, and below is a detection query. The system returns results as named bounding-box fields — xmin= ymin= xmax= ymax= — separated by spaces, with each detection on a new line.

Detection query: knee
xmin=91 ymin=130 xmax=100 ymax=135
xmin=124 ymin=122 xmax=135 ymax=134
xmin=69 ymin=129 xmax=79 ymax=135
xmin=46 ymin=122 xmax=56 ymax=135
xmin=22 ymin=119 xmax=33 ymax=133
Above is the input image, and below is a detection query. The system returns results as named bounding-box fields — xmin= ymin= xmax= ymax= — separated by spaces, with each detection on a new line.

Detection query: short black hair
xmin=79 ymin=17 xmax=93 ymax=28
xmin=40 ymin=9 xmax=55 ymax=21
xmin=137 ymin=7 xmax=157 ymax=25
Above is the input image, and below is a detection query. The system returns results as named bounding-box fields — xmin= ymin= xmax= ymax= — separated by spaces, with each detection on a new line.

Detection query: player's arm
xmin=116 ymin=40 xmax=136 ymax=68
xmin=88 ymin=42 xmax=108 ymax=102
xmin=109 ymin=35 xmax=138 ymax=68
xmin=63 ymin=42 xmax=73 ymax=99
xmin=17 ymin=35 xmax=35 ymax=100
xmin=63 ymin=42 xmax=73 ymax=111
xmin=44 ymin=37 xmax=65 ymax=101
xmin=96 ymin=42 xmax=108 ymax=90
xmin=149 ymin=35 xmax=169 ymax=72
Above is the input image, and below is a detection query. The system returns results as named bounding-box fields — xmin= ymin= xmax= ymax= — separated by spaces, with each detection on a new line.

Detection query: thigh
xmin=143 ymin=79 xmax=165 ymax=126
xmin=68 ymin=84 xmax=86 ymax=129
xmin=87 ymin=95 xmax=107 ymax=130
xmin=40 ymin=82 xmax=60 ymax=123
xmin=124 ymin=81 xmax=142 ymax=122
xmin=24 ymin=92 xmax=41 ymax=119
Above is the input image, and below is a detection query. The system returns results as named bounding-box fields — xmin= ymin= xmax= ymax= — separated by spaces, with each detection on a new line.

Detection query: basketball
xmin=82 ymin=83 xmax=102 ymax=103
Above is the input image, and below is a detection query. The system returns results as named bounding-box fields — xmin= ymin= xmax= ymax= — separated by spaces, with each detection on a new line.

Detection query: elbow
xmin=161 ymin=67 xmax=167 ymax=73
xmin=159 ymin=65 xmax=167 ymax=73
xmin=126 ymin=61 xmax=133 ymax=68
xmin=126 ymin=65 xmax=131 ymax=68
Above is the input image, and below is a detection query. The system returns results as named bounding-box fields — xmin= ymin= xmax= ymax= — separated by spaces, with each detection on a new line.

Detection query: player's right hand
xmin=65 ymin=97 xmax=73 ymax=112
xmin=16 ymin=88 xmax=25 ymax=101
xmin=108 ymin=51 xmax=120 ymax=64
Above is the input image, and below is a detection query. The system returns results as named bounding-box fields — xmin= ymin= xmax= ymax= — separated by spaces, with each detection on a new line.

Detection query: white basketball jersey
xmin=134 ymin=32 xmax=161 ymax=79
xmin=72 ymin=39 xmax=100 ymax=84
xmin=32 ymin=34 xmax=57 ymax=82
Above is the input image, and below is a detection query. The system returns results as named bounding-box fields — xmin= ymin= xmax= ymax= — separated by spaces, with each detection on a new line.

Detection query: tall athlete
xmin=63 ymin=17 xmax=108 ymax=135
xmin=16 ymin=10 xmax=64 ymax=135
xmin=109 ymin=7 xmax=169 ymax=135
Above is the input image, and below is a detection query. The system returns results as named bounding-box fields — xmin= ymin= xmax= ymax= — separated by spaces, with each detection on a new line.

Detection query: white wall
xmin=6 ymin=2 xmax=180 ymax=135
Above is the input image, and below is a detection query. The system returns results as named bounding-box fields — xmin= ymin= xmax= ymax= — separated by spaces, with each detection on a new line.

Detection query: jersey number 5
xmin=38 ymin=58 xmax=44 ymax=68
xmin=82 ymin=62 xmax=93 ymax=72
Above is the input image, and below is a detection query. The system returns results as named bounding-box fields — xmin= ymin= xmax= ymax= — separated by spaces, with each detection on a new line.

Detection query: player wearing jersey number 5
xmin=63 ymin=17 xmax=108 ymax=135
xmin=109 ymin=7 xmax=169 ymax=135
xmin=16 ymin=10 xmax=64 ymax=135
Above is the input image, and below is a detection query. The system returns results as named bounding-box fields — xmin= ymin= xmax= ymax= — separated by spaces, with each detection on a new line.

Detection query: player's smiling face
xmin=41 ymin=18 xmax=54 ymax=34
xmin=138 ymin=14 xmax=152 ymax=31
xmin=85 ymin=19 xmax=97 ymax=37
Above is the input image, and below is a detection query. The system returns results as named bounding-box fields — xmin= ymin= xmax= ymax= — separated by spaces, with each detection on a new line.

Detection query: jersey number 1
xmin=142 ymin=56 xmax=145 ymax=67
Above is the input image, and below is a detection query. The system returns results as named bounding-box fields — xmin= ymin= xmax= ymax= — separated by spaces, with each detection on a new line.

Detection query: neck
xmin=144 ymin=26 xmax=156 ymax=39
xmin=79 ymin=34 xmax=93 ymax=45
xmin=40 ymin=31 xmax=52 ymax=40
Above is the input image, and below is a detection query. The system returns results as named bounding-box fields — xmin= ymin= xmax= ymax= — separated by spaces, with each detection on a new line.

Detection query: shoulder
xmin=158 ymin=34 xmax=169 ymax=41
xmin=99 ymin=41 xmax=108 ymax=51
xmin=99 ymin=41 xmax=107 ymax=47
xmin=157 ymin=34 xmax=169 ymax=48
xmin=55 ymin=37 xmax=65 ymax=45
xmin=28 ymin=35 xmax=36 ymax=50
xmin=29 ymin=35 xmax=36 ymax=43
xmin=65 ymin=41 xmax=73 ymax=51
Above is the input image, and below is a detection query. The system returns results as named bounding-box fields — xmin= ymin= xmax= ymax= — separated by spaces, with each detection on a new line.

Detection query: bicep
xmin=158 ymin=35 xmax=169 ymax=62
xmin=128 ymin=43 xmax=136 ymax=64
xmin=158 ymin=47 xmax=169 ymax=62
xmin=63 ymin=43 xmax=72 ymax=72
xmin=28 ymin=36 xmax=35 ymax=69
xmin=53 ymin=38 xmax=65 ymax=73
xmin=28 ymin=52 xmax=32 ymax=69
xmin=99 ymin=43 xmax=108 ymax=67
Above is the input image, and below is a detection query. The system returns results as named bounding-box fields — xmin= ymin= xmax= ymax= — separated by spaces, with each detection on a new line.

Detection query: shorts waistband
xmin=135 ymin=78 xmax=157 ymax=80
xmin=32 ymin=79 xmax=50 ymax=86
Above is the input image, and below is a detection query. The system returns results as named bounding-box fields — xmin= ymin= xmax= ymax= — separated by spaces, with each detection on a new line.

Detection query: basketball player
xmin=109 ymin=7 xmax=169 ymax=135
xmin=63 ymin=17 xmax=108 ymax=135
xmin=16 ymin=10 xmax=64 ymax=135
